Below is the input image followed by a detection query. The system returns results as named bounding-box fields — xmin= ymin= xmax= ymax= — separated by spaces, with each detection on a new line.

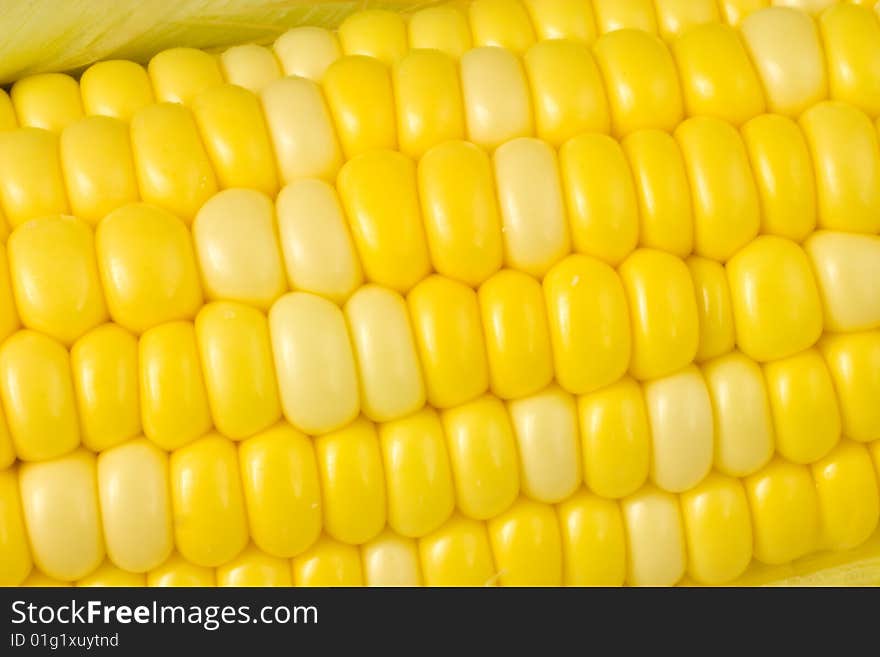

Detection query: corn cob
xmin=1 ymin=0 xmax=880 ymax=588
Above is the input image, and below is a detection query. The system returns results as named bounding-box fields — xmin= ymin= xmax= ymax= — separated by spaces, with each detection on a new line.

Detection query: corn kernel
xmin=393 ymin=50 xmax=465 ymax=160
xmin=0 ymin=468 xmax=32 ymax=585
xmin=408 ymin=275 xmax=489 ymax=409
xmin=800 ymin=101 xmax=880 ymax=233
xmin=559 ymin=133 xmax=637 ymax=265
xmin=269 ymin=292 xmax=359 ymax=435
xmin=345 ymin=285 xmax=425 ymax=422
xmin=621 ymin=129 xmax=693 ymax=257
xmin=676 ymin=116 xmax=760 ymax=261
xmin=0 ymin=128 xmax=69 ymax=228
xmin=643 ymin=365 xmax=714 ymax=493
xmin=292 ymin=535 xmax=363 ymax=586
xmin=97 ymin=439 xmax=172 ymax=573
xmin=96 ymin=203 xmax=203 ymax=334
xmin=727 ymin=235 xmax=823 ymax=362
xmin=763 ymin=348 xmax=841 ymax=464
xmin=19 ymin=449 xmax=104 ymax=581
xmin=216 ymin=545 xmax=292 ymax=587
xmin=812 ymin=441 xmax=880 ymax=551
xmin=78 ymin=561 xmax=145 ymax=587
xmin=687 ymin=256 xmax=736 ymax=363
xmin=219 ymin=44 xmax=280 ymax=94
xmin=543 ymin=254 xmax=631 ymax=394
xmin=741 ymin=113 xmax=817 ymax=241
xmin=408 ymin=6 xmax=472 ymax=58
xmin=805 ymin=231 xmax=880 ymax=332
xmin=478 ymin=269 xmax=553 ymax=400
xmin=379 ymin=408 xmax=455 ymax=538
xmin=275 ymin=179 xmax=362 ymax=303
xmin=592 ymin=0 xmax=658 ymax=34
xmin=273 ymin=27 xmax=340 ymax=81
xmin=494 ymin=138 xmax=569 ymax=276
xmin=558 ymin=490 xmax=626 ymax=586
xmin=819 ymin=331 xmax=880 ymax=442
xmin=772 ymin=0 xmax=836 ymax=13
xmin=0 ymin=330 xmax=79 ymax=462
xmin=680 ymin=473 xmax=753 ymax=585
xmin=170 ymin=434 xmax=248 ymax=567
xmin=338 ymin=150 xmax=430 ymax=293
xmin=419 ymin=514 xmax=496 ymax=586
xmin=593 ymin=30 xmax=682 ymax=137
xmin=11 ymin=73 xmax=83 ymax=133
xmin=192 ymin=189 xmax=286 ymax=310
xmin=79 ymin=60 xmax=155 ymax=122
xmin=139 ymin=321 xmax=212 ymax=451
xmin=315 ymin=418 xmax=386 ymax=545
xmin=130 ymin=103 xmax=218 ymax=223
xmin=8 ymin=215 xmax=107 ymax=345
xmin=148 ymin=552 xmax=215 ymax=587
xmin=522 ymin=0 xmax=596 ymax=41
xmin=507 ymin=385 xmax=581 ymax=503
xmin=338 ymin=10 xmax=407 ymax=65
xmin=524 ymin=41 xmax=608 ymax=147
xmin=621 ymin=485 xmax=686 ymax=586
xmin=239 ymin=423 xmax=321 ymax=558
xmin=324 ymin=56 xmax=396 ymax=159
xmin=488 ymin=497 xmax=562 ymax=586
xmin=418 ymin=140 xmax=502 ymax=286
xmin=362 ymin=530 xmax=422 ymax=586
xmin=148 ymin=48 xmax=223 ymax=105
xmin=818 ymin=4 xmax=880 ymax=116
xmin=259 ymin=77 xmax=342 ymax=183
xmin=578 ymin=377 xmax=650 ymax=499
xmin=59 ymin=116 xmax=138 ymax=225
xmin=672 ymin=23 xmax=765 ymax=125
xmin=196 ymin=301 xmax=281 ymax=439
xmin=739 ymin=7 xmax=827 ymax=116
xmin=620 ymin=248 xmax=699 ymax=380
xmin=703 ymin=351 xmax=775 ymax=477
xmin=442 ymin=396 xmax=520 ymax=520
xmin=745 ymin=458 xmax=820 ymax=564
xmin=191 ymin=84 xmax=278 ymax=195
xmin=460 ymin=47 xmax=533 ymax=150
xmin=469 ymin=0 xmax=535 ymax=53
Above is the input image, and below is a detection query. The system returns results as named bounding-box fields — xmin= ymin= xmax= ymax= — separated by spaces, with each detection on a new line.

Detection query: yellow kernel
xmin=96 ymin=203 xmax=203 ymax=334
xmin=543 ymin=254 xmax=631 ymax=394
xmin=239 ymin=423 xmax=321 ymax=559
xmin=408 ymin=275 xmax=489 ymax=409
xmin=195 ymin=301 xmax=281 ymax=440
xmin=441 ymin=396 xmax=520 ymax=520
xmin=139 ymin=321 xmax=212 ymax=451
xmin=80 ymin=60 xmax=154 ymax=122
xmin=315 ymin=418 xmax=386 ymax=546
xmin=169 ymin=434 xmax=249 ymax=567
xmin=379 ymin=408 xmax=455 ymax=538
xmin=148 ymin=47 xmax=223 ymax=105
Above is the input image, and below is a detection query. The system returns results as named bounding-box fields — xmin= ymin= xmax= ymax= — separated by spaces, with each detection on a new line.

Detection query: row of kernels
xmin=0 ymin=226 xmax=871 ymax=461
xmin=8 ymin=434 xmax=880 ymax=587
xmin=2 ymin=96 xmax=877 ymax=300
xmin=0 ymin=218 xmax=875 ymax=465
